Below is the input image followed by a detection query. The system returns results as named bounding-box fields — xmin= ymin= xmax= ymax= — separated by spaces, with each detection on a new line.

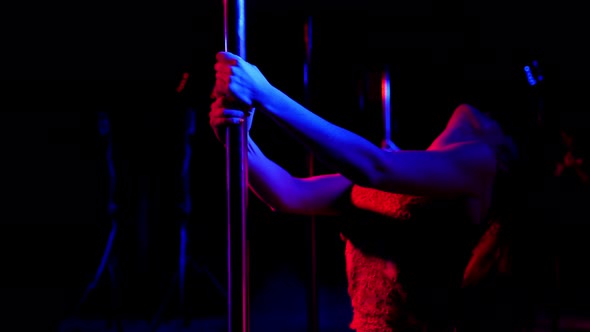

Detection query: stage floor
xmin=4 ymin=261 xmax=589 ymax=332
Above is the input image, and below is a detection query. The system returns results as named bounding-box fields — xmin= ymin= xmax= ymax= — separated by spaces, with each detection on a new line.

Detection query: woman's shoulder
xmin=428 ymin=126 xmax=479 ymax=150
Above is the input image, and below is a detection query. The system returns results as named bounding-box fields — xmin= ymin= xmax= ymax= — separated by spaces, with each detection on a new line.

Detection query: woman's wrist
xmin=254 ymin=84 xmax=277 ymax=111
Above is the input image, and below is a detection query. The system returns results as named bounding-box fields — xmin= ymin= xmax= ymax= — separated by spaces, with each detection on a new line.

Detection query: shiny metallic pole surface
xmin=223 ymin=0 xmax=249 ymax=331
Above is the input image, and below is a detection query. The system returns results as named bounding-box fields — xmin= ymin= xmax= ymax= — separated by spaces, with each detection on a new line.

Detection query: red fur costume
xmin=342 ymin=185 xmax=476 ymax=332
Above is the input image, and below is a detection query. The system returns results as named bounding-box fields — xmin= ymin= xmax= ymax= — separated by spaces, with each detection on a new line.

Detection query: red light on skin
xmin=176 ymin=72 xmax=190 ymax=93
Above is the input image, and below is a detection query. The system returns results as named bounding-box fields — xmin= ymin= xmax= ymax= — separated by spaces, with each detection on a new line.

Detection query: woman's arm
xmin=214 ymin=52 xmax=497 ymax=198
xmin=257 ymin=88 xmax=497 ymax=198
xmin=209 ymin=97 xmax=353 ymax=216
xmin=247 ymin=137 xmax=353 ymax=215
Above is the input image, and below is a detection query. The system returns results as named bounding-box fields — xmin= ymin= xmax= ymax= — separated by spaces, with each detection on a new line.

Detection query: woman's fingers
xmin=211 ymin=100 xmax=248 ymax=119
xmin=210 ymin=117 xmax=243 ymax=126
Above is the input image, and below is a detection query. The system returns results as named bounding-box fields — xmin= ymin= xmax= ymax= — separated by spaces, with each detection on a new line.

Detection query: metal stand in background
xmin=149 ymin=107 xmax=227 ymax=331
xmin=303 ymin=15 xmax=319 ymax=332
xmin=76 ymin=111 xmax=123 ymax=332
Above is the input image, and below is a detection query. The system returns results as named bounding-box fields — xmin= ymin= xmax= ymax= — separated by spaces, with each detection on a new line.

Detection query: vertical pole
xmin=381 ymin=67 xmax=390 ymax=148
xmin=381 ymin=66 xmax=398 ymax=151
xmin=303 ymin=16 xmax=319 ymax=332
xmin=223 ymin=1 xmax=249 ymax=332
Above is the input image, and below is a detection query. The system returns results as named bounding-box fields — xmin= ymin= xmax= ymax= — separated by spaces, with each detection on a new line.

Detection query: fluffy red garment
xmin=344 ymin=184 xmax=471 ymax=332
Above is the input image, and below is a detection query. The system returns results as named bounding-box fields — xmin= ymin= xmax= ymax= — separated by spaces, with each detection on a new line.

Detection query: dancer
xmin=210 ymin=51 xmax=520 ymax=331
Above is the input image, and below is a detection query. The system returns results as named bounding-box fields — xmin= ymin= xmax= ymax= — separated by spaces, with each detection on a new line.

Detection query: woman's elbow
xmin=340 ymin=159 xmax=387 ymax=188
xmin=356 ymin=161 xmax=393 ymax=189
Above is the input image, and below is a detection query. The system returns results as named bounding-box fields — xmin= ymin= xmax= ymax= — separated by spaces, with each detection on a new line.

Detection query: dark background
xmin=1 ymin=0 xmax=589 ymax=331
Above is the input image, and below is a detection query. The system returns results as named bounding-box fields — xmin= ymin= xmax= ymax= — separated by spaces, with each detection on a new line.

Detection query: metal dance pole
xmin=223 ymin=0 xmax=249 ymax=331
xmin=381 ymin=66 xmax=399 ymax=151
